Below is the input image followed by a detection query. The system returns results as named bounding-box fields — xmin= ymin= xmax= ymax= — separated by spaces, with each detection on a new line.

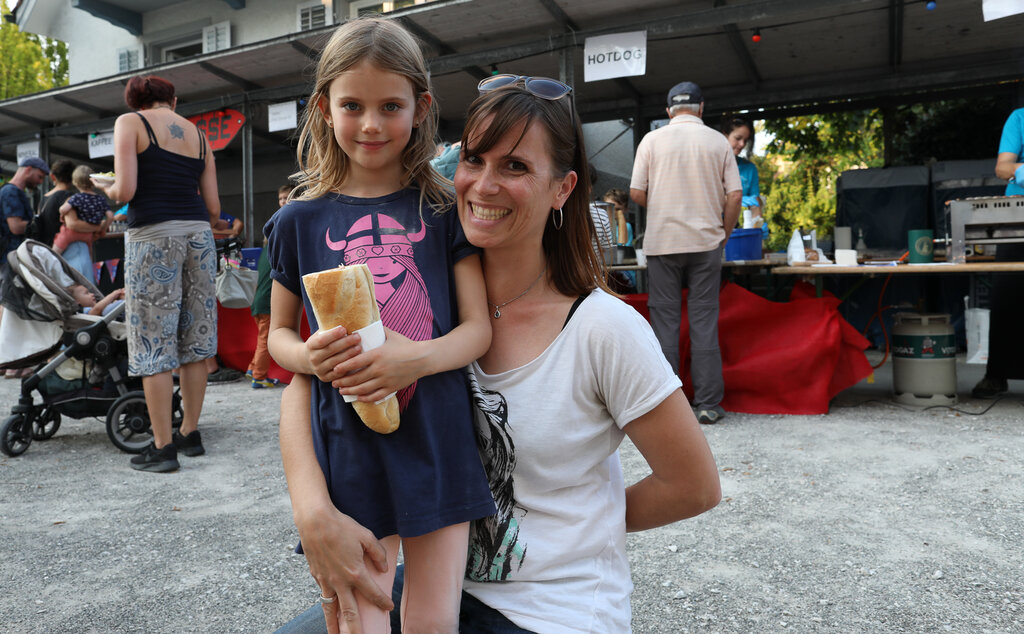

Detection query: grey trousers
xmin=647 ymin=248 xmax=724 ymax=411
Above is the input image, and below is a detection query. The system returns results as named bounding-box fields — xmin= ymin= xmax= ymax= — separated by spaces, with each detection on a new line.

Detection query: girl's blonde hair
xmin=71 ymin=165 xmax=94 ymax=191
xmin=293 ymin=17 xmax=450 ymax=210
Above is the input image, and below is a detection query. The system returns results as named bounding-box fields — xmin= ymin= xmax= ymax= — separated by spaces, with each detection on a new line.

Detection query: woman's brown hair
xmin=124 ymin=75 xmax=176 ymax=110
xmin=721 ymin=117 xmax=755 ymax=156
xmin=460 ymin=86 xmax=611 ymax=297
xmin=292 ymin=17 xmax=450 ymax=211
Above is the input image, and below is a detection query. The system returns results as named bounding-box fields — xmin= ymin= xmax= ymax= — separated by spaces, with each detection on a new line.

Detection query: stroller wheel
xmin=106 ymin=391 xmax=155 ymax=454
xmin=32 ymin=410 xmax=61 ymax=441
xmin=2 ymin=414 xmax=33 ymax=457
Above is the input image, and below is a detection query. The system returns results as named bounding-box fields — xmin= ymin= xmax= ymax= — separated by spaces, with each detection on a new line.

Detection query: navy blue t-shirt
xmin=67 ymin=192 xmax=110 ymax=224
xmin=1 ymin=183 xmax=33 ymax=261
xmin=265 ymin=188 xmax=495 ymax=538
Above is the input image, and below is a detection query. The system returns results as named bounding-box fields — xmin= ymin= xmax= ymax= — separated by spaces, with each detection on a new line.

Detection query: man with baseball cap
xmin=629 ymin=81 xmax=742 ymax=425
xmin=2 ymin=156 xmax=50 ymax=266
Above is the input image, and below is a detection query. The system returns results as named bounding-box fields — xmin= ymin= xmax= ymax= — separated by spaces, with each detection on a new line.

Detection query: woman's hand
xmin=304 ymin=326 xmax=363 ymax=383
xmin=279 ymin=376 xmax=393 ymax=633
xmin=295 ymin=504 xmax=393 ymax=634
xmin=331 ymin=328 xmax=427 ymax=403
xmin=91 ymin=179 xmax=112 ymax=196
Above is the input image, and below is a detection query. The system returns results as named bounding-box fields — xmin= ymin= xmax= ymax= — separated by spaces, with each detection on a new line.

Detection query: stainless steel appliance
xmin=946 ymin=196 xmax=1024 ymax=263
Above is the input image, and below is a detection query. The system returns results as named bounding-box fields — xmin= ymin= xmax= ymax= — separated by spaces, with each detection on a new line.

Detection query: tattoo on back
xmin=168 ymin=122 xmax=184 ymax=140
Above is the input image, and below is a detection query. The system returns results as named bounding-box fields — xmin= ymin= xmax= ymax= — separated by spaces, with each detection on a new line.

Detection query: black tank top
xmin=126 ymin=112 xmax=210 ymax=229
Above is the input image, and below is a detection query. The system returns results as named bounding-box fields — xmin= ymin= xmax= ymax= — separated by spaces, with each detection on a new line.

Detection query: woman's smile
xmin=469 ymin=202 xmax=511 ymax=220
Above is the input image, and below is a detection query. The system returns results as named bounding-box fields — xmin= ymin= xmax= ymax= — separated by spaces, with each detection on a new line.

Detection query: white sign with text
xmin=16 ymin=141 xmax=40 ymax=164
xmin=88 ymin=131 xmax=115 ymax=159
xmin=584 ymin=31 xmax=647 ymax=82
xmin=268 ymin=101 xmax=298 ymax=132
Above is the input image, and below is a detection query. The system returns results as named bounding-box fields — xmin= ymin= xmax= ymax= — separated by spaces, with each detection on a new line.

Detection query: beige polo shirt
xmin=630 ymin=114 xmax=741 ymax=255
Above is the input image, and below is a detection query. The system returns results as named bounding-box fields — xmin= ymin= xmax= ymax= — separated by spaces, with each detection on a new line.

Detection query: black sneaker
xmin=172 ymin=429 xmax=205 ymax=457
xmin=971 ymin=376 xmax=1008 ymax=399
xmin=207 ymin=367 xmax=244 ymax=384
xmin=130 ymin=442 xmax=179 ymax=472
xmin=696 ymin=406 xmax=726 ymax=425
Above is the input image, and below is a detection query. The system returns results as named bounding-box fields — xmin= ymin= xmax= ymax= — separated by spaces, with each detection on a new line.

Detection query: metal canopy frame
xmin=3 ymin=0 xmax=1022 ymax=244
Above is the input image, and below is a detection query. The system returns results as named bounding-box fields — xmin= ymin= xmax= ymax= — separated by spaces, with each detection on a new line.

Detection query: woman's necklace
xmin=489 ymin=266 xmax=547 ymax=319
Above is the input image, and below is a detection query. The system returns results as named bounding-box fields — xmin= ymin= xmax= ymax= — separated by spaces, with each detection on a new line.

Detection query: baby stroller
xmin=0 ymin=240 xmax=182 ymax=457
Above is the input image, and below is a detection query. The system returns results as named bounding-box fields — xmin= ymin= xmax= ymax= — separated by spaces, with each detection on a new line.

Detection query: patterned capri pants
xmin=125 ymin=229 xmax=217 ymax=377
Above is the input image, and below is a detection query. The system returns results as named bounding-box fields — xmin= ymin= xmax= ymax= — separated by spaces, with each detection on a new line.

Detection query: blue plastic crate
xmin=724 ymin=228 xmax=762 ymax=261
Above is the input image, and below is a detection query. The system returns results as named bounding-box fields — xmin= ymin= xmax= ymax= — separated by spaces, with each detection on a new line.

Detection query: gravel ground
xmin=1 ymin=353 xmax=1022 ymax=633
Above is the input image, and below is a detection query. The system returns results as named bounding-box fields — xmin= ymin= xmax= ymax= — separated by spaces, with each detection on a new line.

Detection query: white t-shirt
xmin=464 ymin=289 xmax=681 ymax=633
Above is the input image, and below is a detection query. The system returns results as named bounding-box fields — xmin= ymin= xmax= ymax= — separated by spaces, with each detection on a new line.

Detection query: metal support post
xmin=241 ymin=102 xmax=255 ymax=248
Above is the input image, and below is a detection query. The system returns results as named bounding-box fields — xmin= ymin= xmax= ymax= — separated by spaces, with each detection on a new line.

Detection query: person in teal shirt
xmin=722 ymin=118 xmax=768 ymax=240
xmin=997 ymin=108 xmax=1024 ymax=196
xmin=971 ymin=107 xmax=1024 ymax=398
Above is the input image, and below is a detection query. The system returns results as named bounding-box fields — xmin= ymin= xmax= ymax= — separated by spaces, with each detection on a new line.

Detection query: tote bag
xmin=215 ymin=257 xmax=258 ymax=308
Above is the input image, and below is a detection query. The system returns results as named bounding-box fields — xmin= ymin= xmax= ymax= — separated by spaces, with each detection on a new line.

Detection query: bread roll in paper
xmin=302 ymin=264 xmax=400 ymax=434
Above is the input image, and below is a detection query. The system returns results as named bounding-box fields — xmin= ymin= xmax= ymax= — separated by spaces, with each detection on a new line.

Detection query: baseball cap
xmin=18 ymin=156 xmax=50 ymax=175
xmin=667 ymin=81 xmax=703 ymax=106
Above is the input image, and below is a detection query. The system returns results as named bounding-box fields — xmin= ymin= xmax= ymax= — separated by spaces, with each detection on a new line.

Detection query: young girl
xmin=265 ymin=18 xmax=494 ymax=633
xmin=55 ymin=165 xmax=114 ymax=277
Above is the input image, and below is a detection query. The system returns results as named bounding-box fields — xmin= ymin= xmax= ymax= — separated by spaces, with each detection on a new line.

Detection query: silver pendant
xmin=493 ymin=308 xmax=501 ymax=319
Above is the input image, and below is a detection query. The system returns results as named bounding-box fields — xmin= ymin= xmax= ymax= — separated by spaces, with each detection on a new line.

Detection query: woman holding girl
xmin=54 ymin=165 xmax=114 ymax=277
xmin=276 ymin=63 xmax=721 ymax=633
xmin=266 ymin=17 xmax=495 ymax=634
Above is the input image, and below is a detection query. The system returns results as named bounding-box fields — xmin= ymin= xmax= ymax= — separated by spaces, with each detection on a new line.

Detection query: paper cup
xmin=635 ymin=248 xmax=647 ymax=268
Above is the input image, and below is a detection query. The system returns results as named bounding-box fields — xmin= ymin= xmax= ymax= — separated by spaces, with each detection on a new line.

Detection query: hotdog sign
xmin=187 ymin=108 xmax=246 ymax=151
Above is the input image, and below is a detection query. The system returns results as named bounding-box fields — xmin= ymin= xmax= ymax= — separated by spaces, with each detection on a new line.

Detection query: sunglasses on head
xmin=477 ymin=74 xmax=573 ymax=100
xmin=477 ymin=74 xmax=576 ymax=127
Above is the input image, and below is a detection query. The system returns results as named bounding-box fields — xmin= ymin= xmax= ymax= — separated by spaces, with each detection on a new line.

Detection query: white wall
xmin=145 ymin=0 xmax=332 ymax=50
xmin=37 ymin=0 xmax=337 ymax=84
xmin=45 ymin=8 xmax=141 ymax=83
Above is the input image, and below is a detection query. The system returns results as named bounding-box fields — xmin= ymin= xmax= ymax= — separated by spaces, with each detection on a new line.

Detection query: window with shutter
xmin=298 ymin=1 xmax=333 ymax=31
xmin=117 ymin=47 xmax=142 ymax=73
xmin=203 ymin=22 xmax=231 ymax=53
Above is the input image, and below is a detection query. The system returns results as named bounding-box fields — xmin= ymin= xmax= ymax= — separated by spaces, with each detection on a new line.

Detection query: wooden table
xmin=610 ymin=258 xmax=784 ymax=293
xmin=772 ymin=261 xmax=1024 ymax=296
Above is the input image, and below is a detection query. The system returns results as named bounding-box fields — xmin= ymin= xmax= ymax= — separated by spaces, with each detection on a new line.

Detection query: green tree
xmin=760 ymin=111 xmax=884 ymax=251
xmin=756 ymin=98 xmax=1013 ymax=252
xmin=1 ymin=0 xmax=69 ymax=100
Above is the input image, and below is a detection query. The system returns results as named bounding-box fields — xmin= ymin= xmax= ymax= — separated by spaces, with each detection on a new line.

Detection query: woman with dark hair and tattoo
xmin=93 ymin=74 xmax=221 ymax=473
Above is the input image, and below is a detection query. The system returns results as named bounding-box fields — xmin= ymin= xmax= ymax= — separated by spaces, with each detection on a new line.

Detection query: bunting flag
xmin=93 ymin=262 xmax=104 ymax=285
xmin=104 ymin=258 xmax=120 ymax=282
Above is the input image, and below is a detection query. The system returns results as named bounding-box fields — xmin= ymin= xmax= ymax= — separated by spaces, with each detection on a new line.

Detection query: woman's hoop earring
xmin=552 ymin=207 xmax=564 ymax=230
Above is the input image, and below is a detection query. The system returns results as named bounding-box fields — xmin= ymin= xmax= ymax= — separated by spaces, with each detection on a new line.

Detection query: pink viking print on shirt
xmin=325 ymin=211 xmax=433 ymax=410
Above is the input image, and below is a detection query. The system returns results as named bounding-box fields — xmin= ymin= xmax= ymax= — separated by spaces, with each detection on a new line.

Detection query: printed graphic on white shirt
xmin=466 ymin=371 xmax=527 ymax=581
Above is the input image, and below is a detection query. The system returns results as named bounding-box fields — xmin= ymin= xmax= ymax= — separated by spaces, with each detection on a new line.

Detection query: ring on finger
xmin=319 ymin=593 xmax=336 ymax=604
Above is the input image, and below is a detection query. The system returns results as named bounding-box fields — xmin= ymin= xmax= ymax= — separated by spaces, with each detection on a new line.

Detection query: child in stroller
xmin=0 ymin=240 xmax=181 ymax=457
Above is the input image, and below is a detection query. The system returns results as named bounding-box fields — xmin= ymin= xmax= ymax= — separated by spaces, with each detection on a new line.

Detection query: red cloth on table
xmin=216 ymin=304 xmax=310 ymax=384
xmin=622 ymin=281 xmax=872 ymax=415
